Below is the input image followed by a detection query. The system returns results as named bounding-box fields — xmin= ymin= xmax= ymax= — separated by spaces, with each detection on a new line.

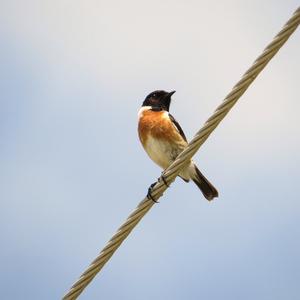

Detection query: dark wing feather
xmin=168 ymin=113 xmax=187 ymax=142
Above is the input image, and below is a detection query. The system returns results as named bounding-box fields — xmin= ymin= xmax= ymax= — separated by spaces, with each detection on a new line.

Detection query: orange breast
xmin=138 ymin=109 xmax=183 ymax=145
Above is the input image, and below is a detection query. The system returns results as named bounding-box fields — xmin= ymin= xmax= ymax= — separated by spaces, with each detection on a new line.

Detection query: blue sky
xmin=1 ymin=1 xmax=300 ymax=299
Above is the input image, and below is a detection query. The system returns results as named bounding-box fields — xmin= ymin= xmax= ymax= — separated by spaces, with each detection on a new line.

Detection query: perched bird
xmin=138 ymin=90 xmax=218 ymax=201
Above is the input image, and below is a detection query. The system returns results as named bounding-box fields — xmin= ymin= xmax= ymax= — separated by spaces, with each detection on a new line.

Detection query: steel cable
xmin=63 ymin=7 xmax=300 ymax=299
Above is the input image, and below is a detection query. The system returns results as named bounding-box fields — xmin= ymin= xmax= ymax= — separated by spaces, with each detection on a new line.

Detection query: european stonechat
xmin=138 ymin=90 xmax=218 ymax=201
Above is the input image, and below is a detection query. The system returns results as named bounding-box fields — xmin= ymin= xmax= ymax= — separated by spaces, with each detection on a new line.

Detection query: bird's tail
xmin=192 ymin=166 xmax=218 ymax=201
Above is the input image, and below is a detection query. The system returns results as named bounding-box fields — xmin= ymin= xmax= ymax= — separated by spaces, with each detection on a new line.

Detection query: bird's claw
xmin=147 ymin=183 xmax=159 ymax=203
xmin=159 ymin=173 xmax=169 ymax=187
xmin=147 ymin=174 xmax=170 ymax=202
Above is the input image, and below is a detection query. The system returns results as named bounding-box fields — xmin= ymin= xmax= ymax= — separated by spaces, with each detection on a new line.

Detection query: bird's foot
xmin=147 ymin=182 xmax=159 ymax=203
xmin=159 ymin=173 xmax=170 ymax=187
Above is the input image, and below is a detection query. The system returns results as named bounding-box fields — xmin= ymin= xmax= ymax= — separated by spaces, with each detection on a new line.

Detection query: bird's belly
xmin=144 ymin=135 xmax=183 ymax=170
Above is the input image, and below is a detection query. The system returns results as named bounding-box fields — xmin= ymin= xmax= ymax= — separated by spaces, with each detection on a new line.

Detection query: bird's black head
xmin=142 ymin=90 xmax=175 ymax=112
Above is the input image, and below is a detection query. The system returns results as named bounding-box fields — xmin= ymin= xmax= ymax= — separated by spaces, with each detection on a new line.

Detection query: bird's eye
xmin=152 ymin=93 xmax=156 ymax=97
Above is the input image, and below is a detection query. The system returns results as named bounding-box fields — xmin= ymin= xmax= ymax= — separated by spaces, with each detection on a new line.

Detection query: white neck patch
xmin=138 ymin=106 xmax=152 ymax=119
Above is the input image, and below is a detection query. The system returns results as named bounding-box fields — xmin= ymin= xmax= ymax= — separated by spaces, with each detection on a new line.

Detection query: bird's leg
xmin=147 ymin=182 xmax=159 ymax=203
xmin=147 ymin=173 xmax=169 ymax=203
xmin=159 ymin=172 xmax=170 ymax=187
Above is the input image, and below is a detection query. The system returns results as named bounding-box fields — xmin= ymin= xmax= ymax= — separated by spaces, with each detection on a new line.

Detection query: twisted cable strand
xmin=63 ymin=7 xmax=300 ymax=300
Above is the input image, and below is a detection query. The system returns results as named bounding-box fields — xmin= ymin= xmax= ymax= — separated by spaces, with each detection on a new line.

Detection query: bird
xmin=138 ymin=90 xmax=218 ymax=201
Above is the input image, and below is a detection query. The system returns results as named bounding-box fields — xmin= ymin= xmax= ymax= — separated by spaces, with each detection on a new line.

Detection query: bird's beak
xmin=168 ymin=91 xmax=176 ymax=97
xmin=163 ymin=91 xmax=175 ymax=111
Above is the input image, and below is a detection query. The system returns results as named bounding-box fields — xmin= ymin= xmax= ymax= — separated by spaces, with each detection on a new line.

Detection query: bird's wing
xmin=168 ymin=113 xmax=187 ymax=142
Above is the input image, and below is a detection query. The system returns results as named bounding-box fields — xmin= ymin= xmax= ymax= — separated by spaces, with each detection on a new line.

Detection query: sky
xmin=1 ymin=1 xmax=300 ymax=299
